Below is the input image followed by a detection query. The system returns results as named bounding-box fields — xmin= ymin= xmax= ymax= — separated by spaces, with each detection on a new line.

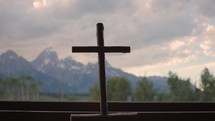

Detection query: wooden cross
xmin=72 ymin=23 xmax=130 ymax=115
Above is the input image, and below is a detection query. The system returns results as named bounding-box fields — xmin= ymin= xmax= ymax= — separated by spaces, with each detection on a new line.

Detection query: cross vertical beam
xmin=72 ymin=23 xmax=130 ymax=115
xmin=96 ymin=23 xmax=107 ymax=115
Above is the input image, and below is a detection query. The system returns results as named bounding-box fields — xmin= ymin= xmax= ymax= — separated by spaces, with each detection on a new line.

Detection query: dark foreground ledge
xmin=1 ymin=111 xmax=215 ymax=121
xmin=1 ymin=101 xmax=215 ymax=121
xmin=2 ymin=101 xmax=215 ymax=112
xmin=71 ymin=113 xmax=138 ymax=121
xmin=0 ymin=111 xmax=71 ymax=121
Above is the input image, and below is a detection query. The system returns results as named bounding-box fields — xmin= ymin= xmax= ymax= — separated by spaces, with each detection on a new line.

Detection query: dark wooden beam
xmin=1 ymin=101 xmax=215 ymax=121
xmin=71 ymin=113 xmax=138 ymax=121
xmin=1 ymin=101 xmax=215 ymax=112
xmin=72 ymin=46 xmax=130 ymax=53
xmin=1 ymin=111 xmax=215 ymax=121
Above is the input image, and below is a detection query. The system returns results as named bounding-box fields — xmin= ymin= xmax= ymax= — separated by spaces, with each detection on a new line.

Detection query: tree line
xmin=1 ymin=67 xmax=215 ymax=102
xmin=90 ymin=67 xmax=215 ymax=102
xmin=0 ymin=76 xmax=41 ymax=101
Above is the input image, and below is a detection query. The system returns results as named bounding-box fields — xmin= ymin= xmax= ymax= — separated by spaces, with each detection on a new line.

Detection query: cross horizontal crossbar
xmin=72 ymin=46 xmax=130 ymax=53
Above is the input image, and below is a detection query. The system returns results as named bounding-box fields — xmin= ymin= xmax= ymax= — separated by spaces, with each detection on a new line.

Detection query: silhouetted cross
xmin=72 ymin=23 xmax=130 ymax=115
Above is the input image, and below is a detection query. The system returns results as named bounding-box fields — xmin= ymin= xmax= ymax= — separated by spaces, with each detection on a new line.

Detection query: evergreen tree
xmin=107 ymin=77 xmax=131 ymax=101
xmin=90 ymin=83 xmax=100 ymax=101
xmin=90 ymin=77 xmax=132 ymax=101
xmin=193 ymin=86 xmax=202 ymax=101
xmin=0 ymin=77 xmax=3 ymax=98
xmin=133 ymin=77 xmax=156 ymax=101
xmin=200 ymin=67 xmax=215 ymax=101
xmin=167 ymin=71 xmax=194 ymax=101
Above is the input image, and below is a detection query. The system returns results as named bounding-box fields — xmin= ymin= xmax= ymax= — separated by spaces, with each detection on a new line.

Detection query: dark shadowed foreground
xmin=1 ymin=101 xmax=215 ymax=121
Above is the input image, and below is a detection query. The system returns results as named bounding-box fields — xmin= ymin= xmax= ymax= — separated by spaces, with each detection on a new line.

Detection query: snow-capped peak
xmin=44 ymin=47 xmax=54 ymax=53
xmin=32 ymin=47 xmax=60 ymax=72
xmin=1 ymin=50 xmax=19 ymax=60
xmin=37 ymin=47 xmax=59 ymax=61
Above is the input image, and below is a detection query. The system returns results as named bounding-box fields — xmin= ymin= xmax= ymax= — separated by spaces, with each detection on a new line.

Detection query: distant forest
xmin=0 ymin=76 xmax=41 ymax=101
xmin=91 ymin=67 xmax=215 ymax=102
xmin=1 ymin=67 xmax=215 ymax=102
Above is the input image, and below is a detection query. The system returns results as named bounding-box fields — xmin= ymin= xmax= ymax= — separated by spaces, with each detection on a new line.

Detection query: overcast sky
xmin=1 ymin=0 xmax=215 ymax=84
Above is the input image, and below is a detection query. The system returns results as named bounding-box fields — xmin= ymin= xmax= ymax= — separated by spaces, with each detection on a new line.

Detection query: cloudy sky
xmin=1 ymin=0 xmax=215 ymax=84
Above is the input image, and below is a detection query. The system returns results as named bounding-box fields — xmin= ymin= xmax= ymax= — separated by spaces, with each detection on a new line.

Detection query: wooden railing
xmin=1 ymin=101 xmax=215 ymax=121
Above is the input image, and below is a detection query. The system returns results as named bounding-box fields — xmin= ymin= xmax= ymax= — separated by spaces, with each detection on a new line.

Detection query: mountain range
xmin=0 ymin=47 xmax=169 ymax=94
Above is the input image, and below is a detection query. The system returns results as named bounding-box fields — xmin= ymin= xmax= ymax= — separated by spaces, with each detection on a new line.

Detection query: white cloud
xmin=33 ymin=0 xmax=47 ymax=8
xmin=1 ymin=0 xmax=215 ymax=79
xmin=200 ymin=40 xmax=212 ymax=50
xmin=168 ymin=40 xmax=185 ymax=51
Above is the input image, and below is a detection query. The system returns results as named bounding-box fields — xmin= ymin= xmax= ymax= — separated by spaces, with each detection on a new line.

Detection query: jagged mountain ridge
xmin=0 ymin=48 xmax=169 ymax=94
xmin=31 ymin=47 xmax=141 ymax=93
xmin=0 ymin=50 xmax=61 ymax=93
